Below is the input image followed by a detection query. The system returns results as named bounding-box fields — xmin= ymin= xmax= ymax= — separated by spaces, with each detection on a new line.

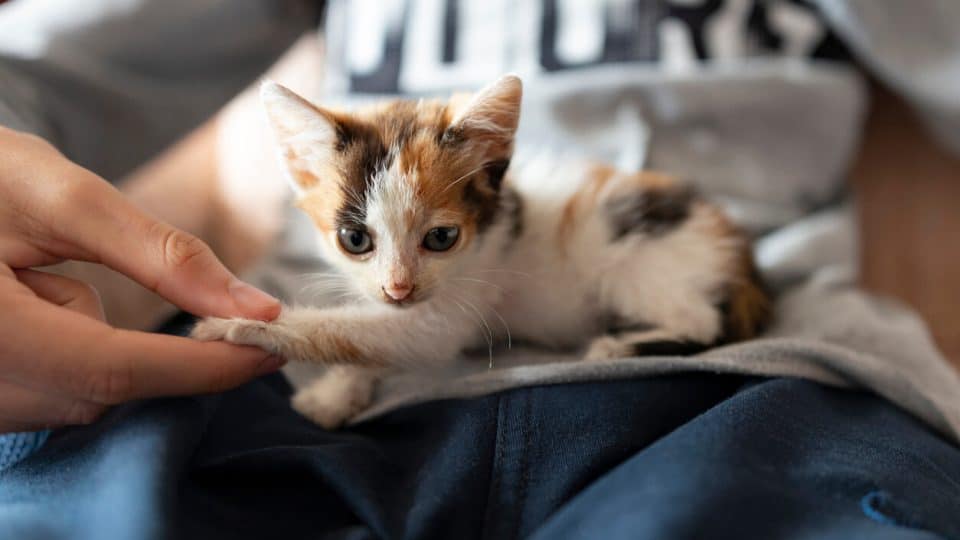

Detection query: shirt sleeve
xmin=815 ymin=0 xmax=960 ymax=155
xmin=0 ymin=0 xmax=322 ymax=179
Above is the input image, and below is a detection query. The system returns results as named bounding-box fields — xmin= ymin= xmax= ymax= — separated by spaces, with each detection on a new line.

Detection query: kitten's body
xmin=193 ymin=76 xmax=768 ymax=428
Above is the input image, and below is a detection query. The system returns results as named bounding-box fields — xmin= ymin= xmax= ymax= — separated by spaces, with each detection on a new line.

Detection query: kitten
xmin=192 ymin=75 xmax=769 ymax=428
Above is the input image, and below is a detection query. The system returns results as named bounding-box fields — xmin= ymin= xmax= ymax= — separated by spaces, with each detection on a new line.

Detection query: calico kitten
xmin=192 ymin=75 xmax=769 ymax=428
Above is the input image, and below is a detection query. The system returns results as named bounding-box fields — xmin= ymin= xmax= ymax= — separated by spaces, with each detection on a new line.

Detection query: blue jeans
xmin=1 ymin=370 xmax=958 ymax=539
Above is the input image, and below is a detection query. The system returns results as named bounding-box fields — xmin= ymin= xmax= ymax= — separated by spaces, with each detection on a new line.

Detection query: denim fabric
xmin=0 ymin=431 xmax=48 ymax=471
xmin=0 ymin=372 xmax=958 ymax=540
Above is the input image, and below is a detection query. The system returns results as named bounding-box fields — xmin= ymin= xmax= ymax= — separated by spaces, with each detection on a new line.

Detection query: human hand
xmin=0 ymin=126 xmax=283 ymax=433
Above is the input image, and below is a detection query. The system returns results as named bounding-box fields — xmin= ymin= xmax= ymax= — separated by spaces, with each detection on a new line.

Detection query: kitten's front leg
xmin=191 ymin=304 xmax=472 ymax=368
xmin=191 ymin=312 xmax=378 ymax=367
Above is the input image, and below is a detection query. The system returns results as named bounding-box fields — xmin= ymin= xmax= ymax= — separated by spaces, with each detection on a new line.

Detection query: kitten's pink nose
xmin=383 ymin=282 xmax=414 ymax=301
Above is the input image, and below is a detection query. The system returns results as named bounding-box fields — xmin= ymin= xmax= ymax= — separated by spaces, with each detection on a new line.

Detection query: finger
xmin=0 ymin=293 xmax=287 ymax=405
xmin=14 ymin=269 xmax=105 ymax=320
xmin=0 ymin=378 xmax=105 ymax=428
xmin=44 ymin=171 xmax=280 ymax=321
xmin=0 ymin=420 xmax=46 ymax=434
xmin=84 ymin=330 xmax=288 ymax=404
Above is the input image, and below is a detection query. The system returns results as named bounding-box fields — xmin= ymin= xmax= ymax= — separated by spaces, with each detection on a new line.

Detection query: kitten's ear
xmin=446 ymin=74 xmax=522 ymax=157
xmin=260 ymin=80 xmax=340 ymax=194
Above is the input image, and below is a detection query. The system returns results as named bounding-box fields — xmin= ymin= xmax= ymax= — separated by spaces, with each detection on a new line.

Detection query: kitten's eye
xmin=337 ymin=228 xmax=373 ymax=254
xmin=423 ymin=227 xmax=459 ymax=252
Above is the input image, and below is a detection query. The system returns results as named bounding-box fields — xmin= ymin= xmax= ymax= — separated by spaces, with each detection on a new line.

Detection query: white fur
xmin=260 ymin=80 xmax=339 ymax=196
xmin=450 ymin=74 xmax=522 ymax=138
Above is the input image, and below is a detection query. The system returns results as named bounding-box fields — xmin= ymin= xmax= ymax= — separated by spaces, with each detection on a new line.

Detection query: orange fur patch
xmin=722 ymin=259 xmax=771 ymax=341
xmin=291 ymin=169 xmax=319 ymax=189
xmin=558 ymin=164 xmax=618 ymax=249
xmin=330 ymin=335 xmax=369 ymax=364
xmin=709 ymin=213 xmax=771 ymax=341
xmin=295 ymin=180 xmax=346 ymax=232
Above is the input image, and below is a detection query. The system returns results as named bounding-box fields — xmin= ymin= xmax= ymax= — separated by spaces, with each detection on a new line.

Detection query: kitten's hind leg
xmin=584 ymin=329 xmax=710 ymax=361
xmin=292 ymin=366 xmax=381 ymax=430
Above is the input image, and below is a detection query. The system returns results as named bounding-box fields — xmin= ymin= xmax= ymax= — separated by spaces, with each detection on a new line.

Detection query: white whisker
xmin=487 ymin=305 xmax=512 ymax=352
xmin=457 ymin=287 xmax=512 ymax=354
xmin=442 ymin=164 xmax=487 ymax=194
xmin=453 ymin=293 xmax=495 ymax=369
xmin=448 ymin=295 xmax=481 ymax=356
xmin=470 ymin=268 xmax=533 ymax=279
xmin=452 ymin=277 xmax=505 ymax=292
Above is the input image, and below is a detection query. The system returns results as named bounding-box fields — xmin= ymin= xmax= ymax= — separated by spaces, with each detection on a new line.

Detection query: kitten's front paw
xmin=190 ymin=317 xmax=236 ymax=342
xmin=190 ymin=317 xmax=280 ymax=354
xmin=583 ymin=335 xmax=632 ymax=362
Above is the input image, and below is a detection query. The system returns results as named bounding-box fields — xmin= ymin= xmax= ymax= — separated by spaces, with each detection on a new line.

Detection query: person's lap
xmin=1 ymin=363 xmax=958 ymax=540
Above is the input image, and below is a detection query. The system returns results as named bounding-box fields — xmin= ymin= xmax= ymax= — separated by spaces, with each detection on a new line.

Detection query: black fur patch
xmin=462 ymin=164 xmax=519 ymax=236
xmin=335 ymin=200 xmax=368 ymax=229
xmin=601 ymin=313 xmax=708 ymax=356
xmin=501 ymin=185 xmax=524 ymax=242
xmin=462 ymin=180 xmax=499 ymax=233
xmin=603 ymin=314 xmax=656 ymax=336
xmin=333 ymin=119 xmax=390 ymax=229
xmin=440 ymin=125 xmax=465 ymax=146
xmin=485 ymin=159 xmax=511 ymax=191
xmin=606 ymin=185 xmax=695 ymax=241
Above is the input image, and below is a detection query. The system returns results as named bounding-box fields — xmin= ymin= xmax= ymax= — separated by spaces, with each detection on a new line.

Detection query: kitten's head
xmin=261 ymin=75 xmax=522 ymax=307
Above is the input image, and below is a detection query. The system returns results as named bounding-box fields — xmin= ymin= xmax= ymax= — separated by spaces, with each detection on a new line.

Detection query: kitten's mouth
xmin=382 ymin=296 xmax=422 ymax=308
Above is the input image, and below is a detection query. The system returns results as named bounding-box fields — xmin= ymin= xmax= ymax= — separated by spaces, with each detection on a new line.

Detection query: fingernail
xmin=229 ymin=280 xmax=280 ymax=320
xmin=256 ymin=354 xmax=287 ymax=375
